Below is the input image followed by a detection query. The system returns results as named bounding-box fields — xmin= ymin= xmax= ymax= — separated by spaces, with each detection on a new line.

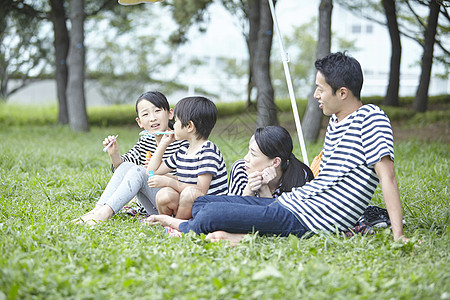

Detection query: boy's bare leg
xmin=155 ymin=187 xmax=180 ymax=216
xmin=176 ymin=187 xmax=204 ymax=220
xmin=206 ymin=231 xmax=247 ymax=247
xmin=144 ymin=214 xmax=186 ymax=230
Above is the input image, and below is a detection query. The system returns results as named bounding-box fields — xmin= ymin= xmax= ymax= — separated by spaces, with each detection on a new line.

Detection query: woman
xmin=147 ymin=126 xmax=313 ymax=242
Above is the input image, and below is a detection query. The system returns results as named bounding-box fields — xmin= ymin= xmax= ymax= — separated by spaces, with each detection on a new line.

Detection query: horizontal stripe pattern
xmin=165 ymin=140 xmax=228 ymax=195
xmin=120 ymin=136 xmax=188 ymax=175
xmin=278 ymin=104 xmax=394 ymax=232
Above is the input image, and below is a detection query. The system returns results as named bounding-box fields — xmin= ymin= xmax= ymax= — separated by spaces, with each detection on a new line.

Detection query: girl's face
xmin=136 ymin=100 xmax=173 ymax=132
xmin=244 ymin=136 xmax=276 ymax=174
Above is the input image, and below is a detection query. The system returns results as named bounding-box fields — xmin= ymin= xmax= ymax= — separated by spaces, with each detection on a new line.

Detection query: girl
xmin=73 ymin=91 xmax=187 ymax=225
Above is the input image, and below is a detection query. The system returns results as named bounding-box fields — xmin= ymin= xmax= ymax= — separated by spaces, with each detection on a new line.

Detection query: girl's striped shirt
xmin=120 ymin=135 xmax=188 ymax=175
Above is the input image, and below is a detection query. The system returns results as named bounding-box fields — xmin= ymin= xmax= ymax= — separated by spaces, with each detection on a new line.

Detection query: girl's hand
xmin=148 ymin=175 xmax=169 ymax=188
xmin=261 ymin=166 xmax=277 ymax=185
xmin=103 ymin=135 xmax=119 ymax=155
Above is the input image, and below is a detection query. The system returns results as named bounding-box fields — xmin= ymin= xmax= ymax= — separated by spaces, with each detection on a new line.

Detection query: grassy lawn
xmin=0 ymin=105 xmax=449 ymax=299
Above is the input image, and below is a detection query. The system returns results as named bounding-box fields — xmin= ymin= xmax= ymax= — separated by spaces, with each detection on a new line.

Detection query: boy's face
xmin=173 ymin=117 xmax=188 ymax=140
xmin=313 ymin=71 xmax=341 ymax=117
xmin=136 ymin=101 xmax=173 ymax=132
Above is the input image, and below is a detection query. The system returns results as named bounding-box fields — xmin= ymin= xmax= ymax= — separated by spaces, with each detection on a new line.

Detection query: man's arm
xmin=374 ymin=155 xmax=408 ymax=242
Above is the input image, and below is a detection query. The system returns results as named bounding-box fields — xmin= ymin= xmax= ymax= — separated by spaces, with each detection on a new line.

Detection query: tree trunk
xmin=50 ymin=0 xmax=70 ymax=124
xmin=382 ymin=0 xmax=401 ymax=107
xmin=302 ymin=0 xmax=332 ymax=143
xmin=253 ymin=0 xmax=277 ymax=127
xmin=67 ymin=0 xmax=89 ymax=131
xmin=247 ymin=0 xmax=259 ymax=109
xmin=413 ymin=0 xmax=440 ymax=113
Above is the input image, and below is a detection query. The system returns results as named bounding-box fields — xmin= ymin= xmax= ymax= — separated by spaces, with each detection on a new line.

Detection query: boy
xmin=146 ymin=96 xmax=228 ymax=220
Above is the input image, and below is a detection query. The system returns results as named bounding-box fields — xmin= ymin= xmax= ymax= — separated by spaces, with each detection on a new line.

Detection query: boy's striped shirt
xmin=278 ymin=104 xmax=394 ymax=232
xmin=165 ymin=140 xmax=228 ymax=195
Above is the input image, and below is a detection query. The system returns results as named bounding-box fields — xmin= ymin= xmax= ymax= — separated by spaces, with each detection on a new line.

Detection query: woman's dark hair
xmin=174 ymin=96 xmax=217 ymax=140
xmin=314 ymin=51 xmax=363 ymax=100
xmin=254 ymin=126 xmax=313 ymax=192
xmin=136 ymin=91 xmax=173 ymax=129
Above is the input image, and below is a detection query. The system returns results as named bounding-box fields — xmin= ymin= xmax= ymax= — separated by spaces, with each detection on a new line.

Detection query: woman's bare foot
xmin=205 ymin=231 xmax=247 ymax=246
xmin=143 ymin=214 xmax=186 ymax=230
xmin=71 ymin=205 xmax=114 ymax=225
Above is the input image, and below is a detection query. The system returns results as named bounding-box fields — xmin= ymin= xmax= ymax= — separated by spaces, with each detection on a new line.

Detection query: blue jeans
xmin=178 ymin=195 xmax=309 ymax=237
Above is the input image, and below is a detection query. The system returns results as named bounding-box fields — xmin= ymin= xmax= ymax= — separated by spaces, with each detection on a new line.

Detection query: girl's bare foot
xmin=71 ymin=205 xmax=114 ymax=225
xmin=143 ymin=214 xmax=185 ymax=230
xmin=205 ymin=231 xmax=247 ymax=247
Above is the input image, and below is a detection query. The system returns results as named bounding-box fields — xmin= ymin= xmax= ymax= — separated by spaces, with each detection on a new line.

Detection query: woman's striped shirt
xmin=227 ymin=159 xmax=283 ymax=197
xmin=165 ymin=140 xmax=228 ymax=195
xmin=278 ymin=104 xmax=394 ymax=232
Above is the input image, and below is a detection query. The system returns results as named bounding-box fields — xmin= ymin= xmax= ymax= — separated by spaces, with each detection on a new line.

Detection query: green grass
xmin=0 ymin=106 xmax=449 ymax=299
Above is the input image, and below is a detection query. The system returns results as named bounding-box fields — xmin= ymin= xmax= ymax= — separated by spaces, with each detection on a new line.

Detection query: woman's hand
xmin=261 ymin=166 xmax=276 ymax=185
xmin=246 ymin=171 xmax=264 ymax=193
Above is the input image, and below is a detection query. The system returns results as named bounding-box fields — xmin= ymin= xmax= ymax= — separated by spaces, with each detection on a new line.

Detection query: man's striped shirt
xmin=165 ymin=140 xmax=228 ymax=195
xmin=278 ymin=104 xmax=394 ymax=232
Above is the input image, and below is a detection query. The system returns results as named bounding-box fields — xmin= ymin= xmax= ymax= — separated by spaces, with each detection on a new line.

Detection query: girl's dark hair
xmin=254 ymin=126 xmax=313 ymax=192
xmin=136 ymin=91 xmax=173 ymax=129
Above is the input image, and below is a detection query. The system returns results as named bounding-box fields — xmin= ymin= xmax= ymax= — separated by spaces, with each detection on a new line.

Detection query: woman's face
xmin=244 ymin=136 xmax=275 ymax=174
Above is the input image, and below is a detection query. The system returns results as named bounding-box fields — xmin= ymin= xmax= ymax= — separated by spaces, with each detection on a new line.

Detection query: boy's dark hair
xmin=174 ymin=96 xmax=217 ymax=140
xmin=315 ymin=52 xmax=363 ymax=100
xmin=254 ymin=126 xmax=313 ymax=192
xmin=136 ymin=91 xmax=173 ymax=129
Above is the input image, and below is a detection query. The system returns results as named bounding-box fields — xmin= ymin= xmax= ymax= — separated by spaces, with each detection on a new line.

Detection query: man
xmin=149 ymin=52 xmax=408 ymax=244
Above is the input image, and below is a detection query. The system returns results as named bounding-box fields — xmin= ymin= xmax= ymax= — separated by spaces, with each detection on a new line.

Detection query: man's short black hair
xmin=315 ymin=51 xmax=364 ymax=100
xmin=174 ymin=96 xmax=217 ymax=140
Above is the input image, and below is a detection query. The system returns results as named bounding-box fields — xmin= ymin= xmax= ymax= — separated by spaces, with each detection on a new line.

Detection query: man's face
xmin=313 ymin=71 xmax=340 ymax=117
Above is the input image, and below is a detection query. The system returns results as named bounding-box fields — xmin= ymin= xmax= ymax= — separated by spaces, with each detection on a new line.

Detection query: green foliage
xmin=0 ymin=95 xmax=448 ymax=127
xmin=0 ymin=122 xmax=449 ymax=299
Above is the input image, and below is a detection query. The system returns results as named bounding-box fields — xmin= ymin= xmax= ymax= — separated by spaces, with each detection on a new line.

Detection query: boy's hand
xmin=160 ymin=132 xmax=175 ymax=147
xmin=148 ymin=175 xmax=169 ymax=188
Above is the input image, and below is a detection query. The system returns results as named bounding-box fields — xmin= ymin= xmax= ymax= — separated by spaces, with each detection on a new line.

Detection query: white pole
xmin=268 ymin=0 xmax=309 ymax=166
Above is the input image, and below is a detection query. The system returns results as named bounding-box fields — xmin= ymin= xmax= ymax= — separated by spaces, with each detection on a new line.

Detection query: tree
xmin=164 ymin=0 xmax=278 ymax=126
xmin=336 ymin=0 xmax=449 ymax=111
xmin=66 ymin=0 xmax=89 ymax=131
xmin=302 ymin=0 xmax=333 ymax=143
xmin=49 ymin=0 xmax=70 ymax=124
xmin=413 ymin=0 xmax=441 ymax=112
xmin=382 ymin=0 xmax=401 ymax=106
xmin=0 ymin=2 xmax=51 ymax=100
xmin=250 ymin=0 xmax=277 ymax=127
